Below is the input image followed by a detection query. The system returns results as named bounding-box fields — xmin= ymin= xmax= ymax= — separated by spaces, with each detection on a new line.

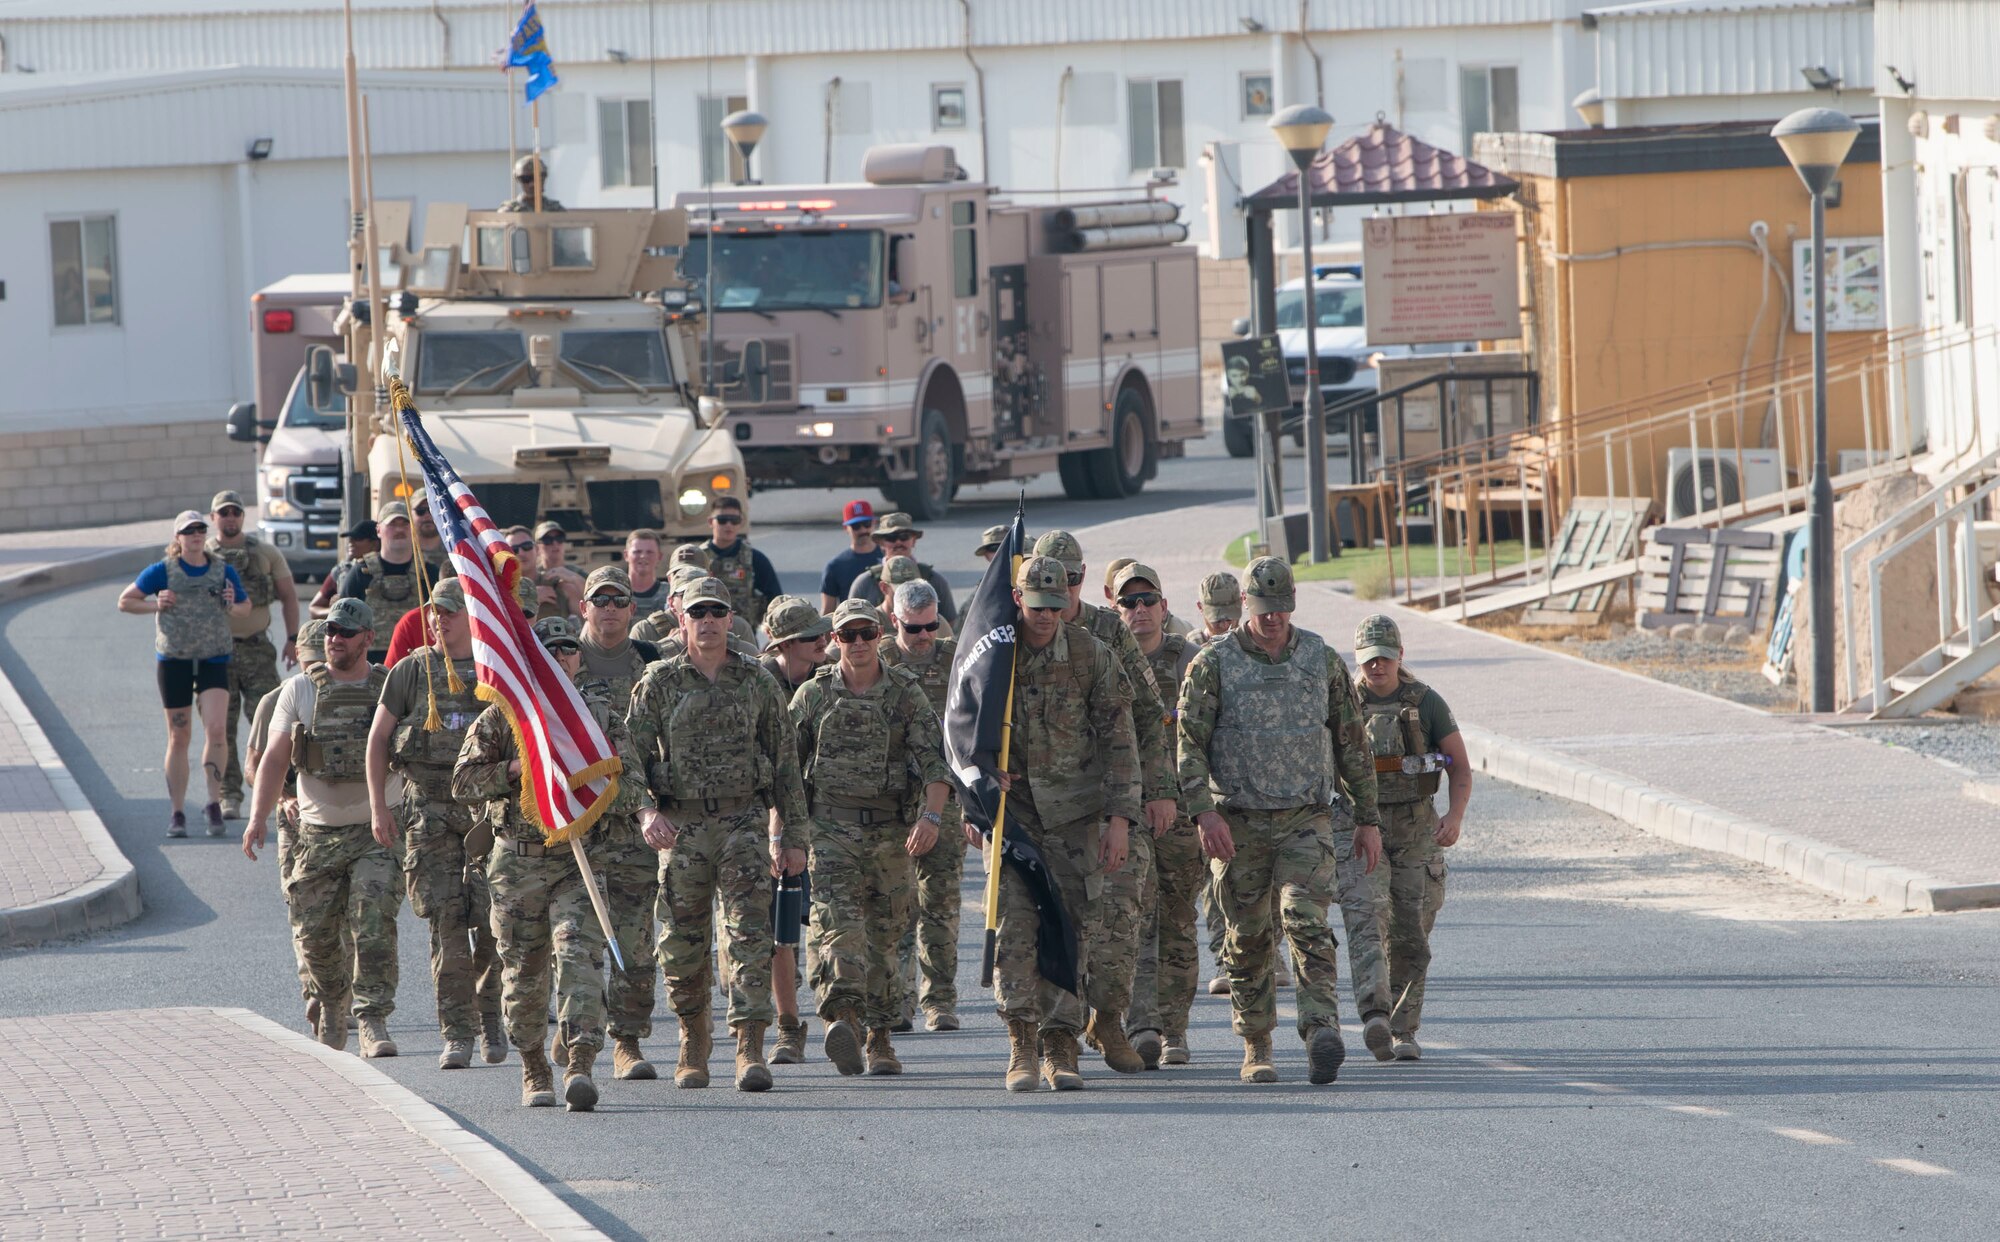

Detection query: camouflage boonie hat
xmin=533 ymin=616 xmax=582 ymax=650
xmin=764 ymin=596 xmax=831 ymax=644
xmin=1033 ymin=530 xmax=1084 ymax=574
xmin=583 ymin=565 xmax=632 ymax=599
xmin=1355 ymin=614 xmax=1403 ymax=662
xmin=1110 ymin=561 xmax=1161 ymax=597
xmin=1241 ymin=555 xmax=1295 ymax=615
xmin=325 ymin=598 xmax=376 ymax=632
xmin=1198 ymin=571 xmax=1242 ymax=623
xmin=296 ymin=619 xmax=329 ymax=661
xmin=875 ymin=512 xmax=923 ymax=539
xmin=975 ymin=524 xmax=1008 ymax=556
xmin=668 ymin=542 xmax=713 ymax=571
xmin=881 ymin=555 xmax=922 ymax=586
xmin=681 ymin=576 xmax=732 ymax=610
xmin=428 ymin=579 xmax=466 ymax=614
xmin=1016 ymin=555 xmax=1070 ymax=610
xmin=829 ymin=599 xmax=885 ymax=633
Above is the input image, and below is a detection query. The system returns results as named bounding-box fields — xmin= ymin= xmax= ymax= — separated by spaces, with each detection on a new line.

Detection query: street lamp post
xmin=1271 ymin=104 xmax=1335 ymax=563
xmin=721 ymin=108 xmax=768 ymax=185
xmin=1773 ymin=107 xmax=1861 ymax=714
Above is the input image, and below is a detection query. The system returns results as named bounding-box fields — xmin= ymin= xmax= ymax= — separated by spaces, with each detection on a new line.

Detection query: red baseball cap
xmin=842 ymin=499 xmax=875 ymax=527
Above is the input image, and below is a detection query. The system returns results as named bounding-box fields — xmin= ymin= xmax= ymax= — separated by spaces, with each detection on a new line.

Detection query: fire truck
xmin=672 ymin=144 xmax=1204 ymax=519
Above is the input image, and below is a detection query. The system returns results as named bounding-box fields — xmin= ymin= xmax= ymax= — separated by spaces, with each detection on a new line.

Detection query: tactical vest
xmin=645 ymin=656 xmax=771 ymax=804
xmin=154 ymin=557 xmax=235 ymax=662
xmin=582 ymin=637 xmax=658 ymax=710
xmin=883 ymin=636 xmax=955 ymax=716
xmin=208 ymin=536 xmax=277 ymax=610
xmin=1365 ymin=673 xmax=1442 ymax=804
xmin=389 ymin=648 xmax=484 ymax=793
xmin=801 ymin=664 xmax=911 ymax=804
xmin=629 ymin=577 xmax=673 ymax=616
xmin=1206 ymin=630 xmax=1334 ymax=811
xmin=1012 ymin=626 xmax=1108 ymax=822
xmin=704 ymin=539 xmax=760 ymax=618
xmin=1082 ymin=601 xmax=1162 ymax=700
xmin=358 ymin=552 xmax=424 ymax=637
xmin=1147 ymin=634 xmax=1195 ymax=727
xmin=293 ymin=662 xmax=389 ymax=783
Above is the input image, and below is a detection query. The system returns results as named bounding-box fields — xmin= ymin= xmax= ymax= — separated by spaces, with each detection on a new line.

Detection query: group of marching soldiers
xmin=229 ymin=509 xmax=1469 ymax=1110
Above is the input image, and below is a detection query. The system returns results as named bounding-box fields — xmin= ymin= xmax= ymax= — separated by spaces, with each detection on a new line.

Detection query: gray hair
xmin=893 ymin=580 xmax=939 ymax=614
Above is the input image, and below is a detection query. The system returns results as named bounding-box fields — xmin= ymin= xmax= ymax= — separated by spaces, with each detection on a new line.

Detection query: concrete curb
xmin=211 ymin=1008 xmax=609 ymax=1242
xmin=0 ymin=545 xmax=153 ymax=947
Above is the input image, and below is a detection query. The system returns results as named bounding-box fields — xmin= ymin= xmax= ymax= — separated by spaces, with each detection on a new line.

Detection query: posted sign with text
xmin=1361 ymin=213 xmax=1520 ymax=346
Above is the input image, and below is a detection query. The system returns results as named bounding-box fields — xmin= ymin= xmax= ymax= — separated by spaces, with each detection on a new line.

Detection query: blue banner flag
xmin=508 ymin=2 xmax=559 ymax=103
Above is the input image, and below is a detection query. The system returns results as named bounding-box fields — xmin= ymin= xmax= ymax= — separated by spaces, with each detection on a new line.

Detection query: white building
xmin=0 ymin=66 xmax=509 ymax=529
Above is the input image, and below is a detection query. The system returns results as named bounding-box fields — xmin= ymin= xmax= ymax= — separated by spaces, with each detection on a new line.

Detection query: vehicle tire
xmin=886 ymin=408 xmax=955 ymax=522
xmin=1058 ymin=451 xmax=1097 ymax=499
xmin=1088 ymin=384 xmax=1154 ymax=499
xmin=1223 ymin=413 xmax=1255 ymax=458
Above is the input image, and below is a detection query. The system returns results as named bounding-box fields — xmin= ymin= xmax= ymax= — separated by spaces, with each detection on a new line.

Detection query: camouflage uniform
xmin=790 ymin=650 xmax=951 ymax=1030
xmin=880 ymin=636 xmax=964 ymax=1021
xmin=208 ymin=528 xmax=287 ymax=806
xmin=701 ymin=536 xmax=771 ymax=626
xmin=384 ymin=645 xmax=501 ymax=1043
xmin=628 ymin=640 xmax=809 ymax=1031
xmin=1128 ymin=631 xmax=1203 ymax=1044
xmin=1178 ymin=593 xmax=1380 ymax=1051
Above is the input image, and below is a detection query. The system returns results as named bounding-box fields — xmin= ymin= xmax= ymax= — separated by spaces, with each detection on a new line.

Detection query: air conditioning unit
xmin=1837 ymin=449 xmax=1892 ymax=475
xmin=1664 ymin=448 xmax=1784 ymax=521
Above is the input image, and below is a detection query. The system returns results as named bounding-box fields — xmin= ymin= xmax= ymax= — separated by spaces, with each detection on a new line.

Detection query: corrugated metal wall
xmin=1877 ymin=0 xmax=2000 ymax=103
xmin=1597 ymin=2 xmax=1874 ymax=100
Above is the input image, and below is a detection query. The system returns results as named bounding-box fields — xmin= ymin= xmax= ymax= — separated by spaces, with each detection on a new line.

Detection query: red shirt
xmin=385 ymin=607 xmax=432 ymax=667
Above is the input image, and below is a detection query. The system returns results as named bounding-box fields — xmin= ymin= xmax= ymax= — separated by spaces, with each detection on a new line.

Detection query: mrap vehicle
xmin=673 ymin=143 xmax=1203 ymax=519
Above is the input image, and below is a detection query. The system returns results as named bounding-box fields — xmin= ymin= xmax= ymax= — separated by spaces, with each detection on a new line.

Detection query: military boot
xmin=1206 ymin=974 xmax=1229 ymax=996
xmin=481 ymin=1012 xmax=508 ymax=1065
xmin=1004 ymin=1019 xmax=1040 ymax=1093
xmin=519 ymin=1046 xmax=557 ymax=1108
xmin=613 ymin=1037 xmax=656 ymax=1080
xmin=823 ymin=1006 xmax=866 ymax=1077
xmin=564 ymin=1043 xmax=599 ymax=1112
xmin=1391 ymin=1031 xmax=1422 ymax=1061
xmin=549 ymin=1028 xmax=568 ymax=1067
xmin=357 ymin=1016 xmax=398 ymax=1058
xmin=924 ymin=1008 xmax=960 ymax=1032
xmin=771 ymin=1016 xmax=808 ymax=1065
xmin=304 ymin=996 xmax=322 ymax=1038
xmin=1307 ymin=1024 xmax=1347 ymax=1085
xmin=1363 ymin=1013 xmax=1394 ymax=1062
xmin=438 ymin=1039 xmax=474 ymax=1070
xmin=864 ymin=1027 xmax=903 ymax=1076
xmin=1131 ymin=1028 xmax=1163 ymax=1070
xmin=1240 ymin=1033 xmax=1277 ymax=1083
xmin=1041 ymin=1029 xmax=1084 ymax=1091
xmin=734 ymin=1022 xmax=773 ymax=1092
xmin=1162 ymin=1031 xmax=1190 ymax=1065
xmin=316 ymin=1004 xmax=348 ymax=1052
xmin=1084 ymin=1011 xmax=1143 ymax=1073
xmin=675 ymin=1014 xmax=712 ymax=1089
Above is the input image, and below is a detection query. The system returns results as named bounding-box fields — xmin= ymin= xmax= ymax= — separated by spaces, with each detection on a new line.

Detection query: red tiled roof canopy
xmin=1245 ymin=122 xmax=1518 ymax=208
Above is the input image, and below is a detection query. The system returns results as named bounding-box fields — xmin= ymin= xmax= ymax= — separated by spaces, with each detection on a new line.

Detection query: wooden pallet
xmin=1633 ymin=513 xmax=1802 ymax=630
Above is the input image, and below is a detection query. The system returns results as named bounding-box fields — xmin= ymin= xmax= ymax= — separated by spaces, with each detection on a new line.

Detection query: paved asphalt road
xmin=4 ymin=437 xmax=1999 ymax=1239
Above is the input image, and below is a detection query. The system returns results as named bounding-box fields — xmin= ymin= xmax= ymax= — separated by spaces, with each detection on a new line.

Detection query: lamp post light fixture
xmin=1572 ymin=87 xmax=1605 ymax=129
xmin=721 ymin=108 xmax=768 ymax=185
xmin=1270 ymin=103 xmax=1335 ymax=563
xmin=1772 ymin=106 xmax=1860 ymax=714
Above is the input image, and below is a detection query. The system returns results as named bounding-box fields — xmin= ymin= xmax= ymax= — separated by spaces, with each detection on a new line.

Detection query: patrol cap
xmin=428 ymin=579 xmax=466 ymax=614
xmin=829 ymin=599 xmax=884 ymax=633
xmin=975 ymin=524 xmax=1008 ymax=556
xmin=681 ymin=576 xmax=732 ymax=610
xmin=209 ymin=490 xmax=246 ymax=514
xmin=1103 ymin=557 xmax=1137 ymax=590
xmin=1033 ymin=530 xmax=1084 ymax=574
xmin=1354 ymin=614 xmax=1403 ymax=663
xmin=1110 ymin=561 xmax=1161 ymax=597
xmin=171 ymin=509 xmax=208 ymax=535
xmin=533 ymin=616 xmax=581 ymax=651
xmin=296 ymin=619 xmax=328 ymax=662
xmin=666 ymin=564 xmax=710 ymax=594
xmin=1241 ymin=556 xmax=1295 ymax=615
xmin=882 ymin=555 xmax=922 ymax=586
xmin=534 ymin=519 xmax=566 ymax=540
xmin=764 ymin=596 xmax=831 ymax=644
xmin=668 ymin=542 xmax=712 ymax=571
xmin=583 ymin=565 xmax=631 ymax=599
xmin=375 ymin=499 xmax=410 ymax=525
xmin=875 ymin=512 xmax=923 ymax=539
xmin=1198 ymin=571 xmax=1242 ymax=623
xmin=325 ymin=598 xmax=376 ymax=632
xmin=1016 ymin=555 xmax=1070 ymax=610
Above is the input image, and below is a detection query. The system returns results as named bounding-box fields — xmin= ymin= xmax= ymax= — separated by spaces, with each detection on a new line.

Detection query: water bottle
xmin=773 ymin=874 xmax=806 ymax=948
xmin=1399 ymin=753 xmax=1451 ymax=776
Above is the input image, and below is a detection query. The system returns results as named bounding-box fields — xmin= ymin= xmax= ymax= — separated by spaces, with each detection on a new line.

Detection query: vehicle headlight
xmin=1365 ymin=351 xmax=1387 ymax=369
xmin=264 ymin=466 xmax=292 ymax=496
xmin=266 ymin=497 xmax=298 ymax=520
xmin=678 ymin=487 xmax=709 ymax=516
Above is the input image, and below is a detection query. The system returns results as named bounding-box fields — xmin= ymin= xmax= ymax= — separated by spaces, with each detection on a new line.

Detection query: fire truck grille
xmin=702 ymin=336 xmax=795 ymax=408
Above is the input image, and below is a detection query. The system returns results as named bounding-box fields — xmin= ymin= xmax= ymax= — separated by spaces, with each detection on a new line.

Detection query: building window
xmin=1460 ymin=65 xmax=1519 ymax=153
xmin=699 ymin=93 xmax=750 ymax=186
xmin=951 ymin=201 xmax=977 ymax=298
xmin=1127 ymin=78 xmax=1186 ymax=172
xmin=598 ymin=98 xmax=654 ymax=190
xmin=49 ymin=215 xmax=118 ymax=328
xmin=933 ymin=84 xmax=966 ymax=131
xmin=1240 ymin=72 xmax=1273 ymax=120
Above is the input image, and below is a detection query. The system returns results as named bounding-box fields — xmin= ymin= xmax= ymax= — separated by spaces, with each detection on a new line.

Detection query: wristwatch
xmin=918 ymin=810 xmax=943 ymax=826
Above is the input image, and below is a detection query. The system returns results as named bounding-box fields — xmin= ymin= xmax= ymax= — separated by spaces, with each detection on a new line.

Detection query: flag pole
xmin=569 ymin=840 xmax=627 ymax=974
xmin=979 ymin=536 xmax=1025 ymax=988
xmin=531 ymin=99 xmax=544 ymax=211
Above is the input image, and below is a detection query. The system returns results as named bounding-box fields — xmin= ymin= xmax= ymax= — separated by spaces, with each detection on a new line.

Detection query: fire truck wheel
xmin=1087 ymin=385 xmax=1155 ymax=499
xmin=1057 ymin=452 xmax=1097 ymax=499
xmin=887 ymin=408 xmax=956 ymax=522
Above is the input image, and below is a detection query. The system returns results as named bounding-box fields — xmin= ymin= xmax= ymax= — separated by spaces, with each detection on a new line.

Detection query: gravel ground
xmin=1856 ymin=721 xmax=2000 ymax=779
xmin=1543 ymin=627 xmax=1797 ymax=711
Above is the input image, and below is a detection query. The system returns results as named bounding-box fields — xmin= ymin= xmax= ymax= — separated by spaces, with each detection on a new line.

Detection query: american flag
xmin=396 ymin=387 xmax=620 ymax=843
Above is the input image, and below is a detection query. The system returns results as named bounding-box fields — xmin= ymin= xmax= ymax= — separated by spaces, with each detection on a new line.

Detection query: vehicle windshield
xmin=1275 ymin=285 xmax=1366 ymax=330
xmin=416 ymin=331 xmax=529 ymax=394
xmin=678 ymin=230 xmax=884 ymax=311
xmin=561 ymin=329 xmax=674 ymax=390
xmin=284 ymin=367 xmax=345 ymax=430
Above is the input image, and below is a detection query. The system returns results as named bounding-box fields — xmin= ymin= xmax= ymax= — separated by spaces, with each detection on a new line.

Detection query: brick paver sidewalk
xmin=1076 ymin=500 xmax=2000 ymax=908
xmin=0 ymin=1008 xmax=603 ymax=1241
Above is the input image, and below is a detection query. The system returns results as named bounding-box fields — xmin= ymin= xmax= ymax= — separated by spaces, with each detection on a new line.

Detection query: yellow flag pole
xmin=978 ymin=552 xmax=1024 ymax=989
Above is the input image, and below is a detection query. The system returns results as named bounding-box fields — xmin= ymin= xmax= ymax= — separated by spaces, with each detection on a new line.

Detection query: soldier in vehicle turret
xmin=499 ymin=154 xmax=565 ymax=213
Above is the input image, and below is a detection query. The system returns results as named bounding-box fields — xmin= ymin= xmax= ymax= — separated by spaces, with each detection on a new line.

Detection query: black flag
xmin=943 ymin=505 xmax=1080 ymax=994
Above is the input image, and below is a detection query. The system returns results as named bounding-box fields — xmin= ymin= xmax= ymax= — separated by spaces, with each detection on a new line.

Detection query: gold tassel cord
xmin=386 ymin=382 xmax=464 ymax=716
xmin=473 ymin=679 xmax=624 ymax=847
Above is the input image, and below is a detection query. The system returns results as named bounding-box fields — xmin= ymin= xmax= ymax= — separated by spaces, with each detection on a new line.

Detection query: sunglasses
xmin=899 ymin=619 xmax=941 ymax=633
xmin=685 ymin=603 xmax=731 ymax=620
xmin=588 ymin=593 xmax=633 ymax=609
xmin=545 ymin=642 xmax=581 ymax=654
xmin=509 ymin=542 xmax=535 ymax=555
xmin=712 ymin=514 xmax=743 ymax=526
xmin=878 ymin=532 xmax=915 ymax=543
xmin=214 ymin=507 xmax=244 ymax=518
xmin=538 ymin=534 xmax=565 ymax=545
xmin=178 ymin=525 xmax=208 ymax=535
xmin=326 ymin=624 xmax=363 ymax=639
xmin=1025 ymin=604 xmax=1063 ymax=614
xmin=850 ymin=521 xmax=876 ymax=531
xmin=1117 ymin=591 xmax=1162 ymax=610
xmin=835 ymin=627 xmax=881 ymax=643
xmin=1065 ymin=571 xmax=1085 ymax=587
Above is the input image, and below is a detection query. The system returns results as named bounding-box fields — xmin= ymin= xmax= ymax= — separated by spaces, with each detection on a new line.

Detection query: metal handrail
xmin=1862 ymin=472 xmax=2000 ymax=714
